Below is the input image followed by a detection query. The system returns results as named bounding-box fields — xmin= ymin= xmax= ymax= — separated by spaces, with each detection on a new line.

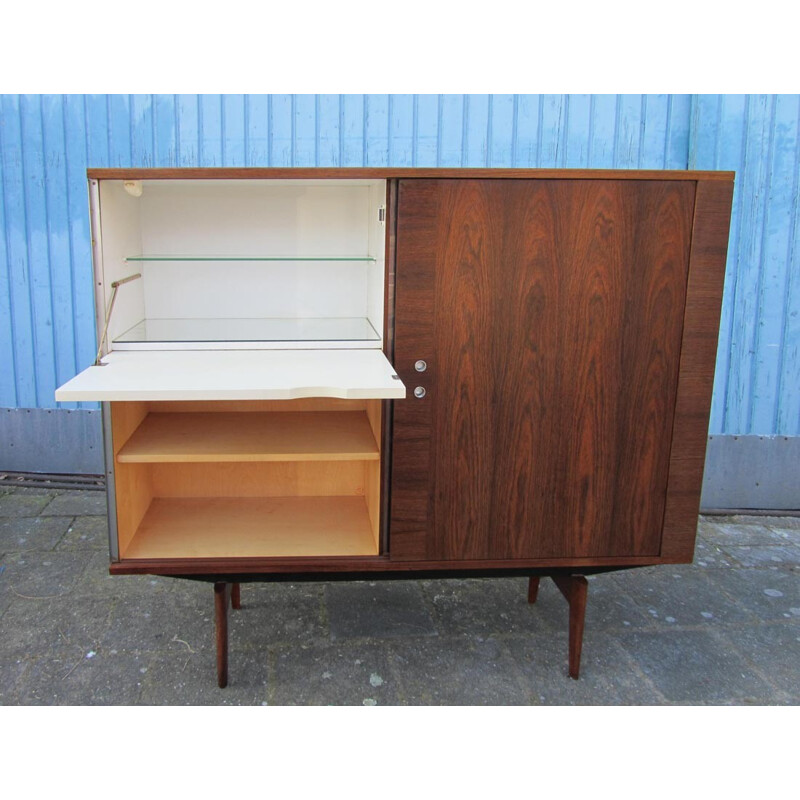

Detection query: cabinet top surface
xmin=87 ymin=167 xmax=735 ymax=182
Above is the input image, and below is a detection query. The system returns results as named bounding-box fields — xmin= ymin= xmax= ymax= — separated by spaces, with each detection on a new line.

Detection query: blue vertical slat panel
xmin=153 ymin=94 xmax=177 ymax=167
xmin=269 ymin=94 xmax=293 ymax=167
xmin=514 ymin=95 xmax=540 ymax=167
xmin=293 ymin=95 xmax=317 ymax=167
xmin=564 ymin=94 xmax=592 ymax=167
xmin=84 ymin=95 xmax=110 ymax=168
xmin=316 ymin=95 xmax=341 ymax=167
xmin=61 ymin=95 xmax=94 ymax=387
xmin=198 ymin=95 xmax=223 ymax=168
xmin=587 ymin=95 xmax=618 ymax=167
xmin=614 ymin=95 xmax=644 ymax=168
xmin=246 ymin=95 xmax=270 ymax=166
xmin=666 ymin=95 xmax=692 ymax=169
xmin=130 ymin=94 xmax=154 ymax=168
xmin=438 ymin=95 xmax=463 ymax=167
xmin=640 ymin=95 xmax=669 ymax=168
xmin=462 ymin=94 xmax=489 ymax=167
xmin=221 ymin=94 xmax=245 ymax=167
xmin=488 ymin=94 xmax=515 ymax=167
xmin=776 ymin=100 xmax=800 ymax=433
xmin=176 ymin=94 xmax=199 ymax=166
xmin=107 ymin=94 xmax=132 ymax=167
xmin=1 ymin=95 xmax=37 ymax=408
xmin=0 ymin=103 xmax=17 ymax=406
xmin=341 ymin=95 xmax=365 ymax=167
xmin=538 ymin=95 xmax=566 ymax=167
xmin=388 ymin=94 xmax=413 ymax=167
xmin=20 ymin=95 xmax=57 ymax=408
xmin=365 ymin=95 xmax=390 ymax=167
xmin=750 ymin=95 xmax=797 ymax=433
xmin=414 ymin=95 xmax=439 ymax=167
xmin=41 ymin=95 xmax=78 ymax=410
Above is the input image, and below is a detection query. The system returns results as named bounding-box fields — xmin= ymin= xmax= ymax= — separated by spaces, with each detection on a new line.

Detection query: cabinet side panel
xmin=111 ymin=402 xmax=152 ymax=555
xmin=661 ymin=180 xmax=734 ymax=561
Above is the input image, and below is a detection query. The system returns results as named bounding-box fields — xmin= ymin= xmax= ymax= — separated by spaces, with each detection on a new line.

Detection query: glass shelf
xmin=124 ymin=254 xmax=377 ymax=262
xmin=114 ymin=317 xmax=381 ymax=344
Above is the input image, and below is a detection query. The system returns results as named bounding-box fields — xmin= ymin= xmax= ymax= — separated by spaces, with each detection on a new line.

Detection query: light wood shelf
xmin=122 ymin=496 xmax=377 ymax=558
xmin=117 ymin=411 xmax=380 ymax=463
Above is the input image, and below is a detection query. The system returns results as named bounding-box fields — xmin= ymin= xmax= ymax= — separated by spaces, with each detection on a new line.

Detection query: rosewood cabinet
xmin=55 ymin=168 xmax=734 ymax=687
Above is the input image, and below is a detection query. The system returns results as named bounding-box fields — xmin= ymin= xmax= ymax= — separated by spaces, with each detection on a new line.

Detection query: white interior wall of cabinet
xmin=98 ymin=182 xmax=145 ymax=346
xmin=97 ymin=179 xmax=386 ymax=348
xmin=367 ymin=180 xmax=386 ymax=341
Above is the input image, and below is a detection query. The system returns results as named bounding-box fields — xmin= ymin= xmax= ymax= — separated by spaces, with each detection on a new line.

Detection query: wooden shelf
xmin=117 ymin=411 xmax=379 ymax=463
xmin=122 ymin=496 xmax=378 ymax=558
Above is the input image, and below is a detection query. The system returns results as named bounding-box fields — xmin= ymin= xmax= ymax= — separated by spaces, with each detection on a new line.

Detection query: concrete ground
xmin=0 ymin=484 xmax=798 ymax=705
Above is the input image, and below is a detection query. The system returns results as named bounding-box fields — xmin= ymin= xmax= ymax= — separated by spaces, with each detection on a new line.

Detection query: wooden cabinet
xmin=55 ymin=168 xmax=734 ymax=685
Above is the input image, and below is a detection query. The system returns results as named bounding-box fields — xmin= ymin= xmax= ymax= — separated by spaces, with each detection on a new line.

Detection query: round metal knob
xmin=414 ymin=386 xmax=426 ymax=399
xmin=414 ymin=360 xmax=427 ymax=373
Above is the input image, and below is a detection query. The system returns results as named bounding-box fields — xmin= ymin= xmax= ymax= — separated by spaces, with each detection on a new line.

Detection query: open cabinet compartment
xmin=110 ymin=399 xmax=384 ymax=559
xmin=96 ymin=178 xmax=388 ymax=350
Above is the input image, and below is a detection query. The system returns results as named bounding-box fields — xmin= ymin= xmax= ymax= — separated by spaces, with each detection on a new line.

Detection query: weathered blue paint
xmin=691 ymin=94 xmax=800 ymax=436
xmin=0 ymin=94 xmax=797 ymax=450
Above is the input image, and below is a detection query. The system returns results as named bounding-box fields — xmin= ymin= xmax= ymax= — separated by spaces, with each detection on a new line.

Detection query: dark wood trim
xmin=110 ymin=553 xmax=664 ymax=576
xmin=379 ymin=179 xmax=399 ymax=556
xmin=660 ymin=179 xmax=734 ymax=562
xmin=86 ymin=167 xmax=734 ymax=182
xmin=214 ymin=582 xmax=231 ymax=688
xmin=551 ymin=575 xmax=589 ymax=679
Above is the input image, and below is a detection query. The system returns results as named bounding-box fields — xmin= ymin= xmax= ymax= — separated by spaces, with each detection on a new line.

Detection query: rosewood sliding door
xmin=389 ymin=179 xmax=695 ymax=562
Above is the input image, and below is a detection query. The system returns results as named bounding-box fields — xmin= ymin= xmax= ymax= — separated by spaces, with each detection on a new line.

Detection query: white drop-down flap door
xmin=55 ymin=350 xmax=406 ymax=401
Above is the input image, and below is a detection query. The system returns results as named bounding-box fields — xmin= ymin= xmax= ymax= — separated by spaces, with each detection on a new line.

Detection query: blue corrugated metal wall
xmin=1 ymin=94 xmax=798 ymax=442
xmin=691 ymin=94 xmax=800 ymax=436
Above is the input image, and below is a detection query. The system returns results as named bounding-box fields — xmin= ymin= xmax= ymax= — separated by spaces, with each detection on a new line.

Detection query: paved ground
xmin=0 ymin=484 xmax=798 ymax=705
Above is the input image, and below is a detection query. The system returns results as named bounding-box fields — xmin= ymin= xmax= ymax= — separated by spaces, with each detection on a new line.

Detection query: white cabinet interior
xmin=96 ymin=178 xmax=388 ymax=350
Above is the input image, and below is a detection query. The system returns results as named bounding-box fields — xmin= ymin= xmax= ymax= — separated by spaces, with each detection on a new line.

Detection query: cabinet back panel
xmin=391 ymin=179 xmax=695 ymax=561
xmin=140 ymin=182 xmax=376 ymax=322
xmin=149 ymin=461 xmax=367 ymax=498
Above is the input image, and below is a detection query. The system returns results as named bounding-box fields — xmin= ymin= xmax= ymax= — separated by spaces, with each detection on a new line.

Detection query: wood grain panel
xmin=389 ymin=180 xmax=439 ymax=560
xmin=431 ymin=182 xmax=501 ymax=559
xmin=661 ymin=179 xmax=734 ymax=561
xmin=392 ymin=179 xmax=696 ymax=562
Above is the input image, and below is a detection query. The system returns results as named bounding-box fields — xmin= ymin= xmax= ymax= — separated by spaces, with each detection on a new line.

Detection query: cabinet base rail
xmin=212 ymin=575 xmax=589 ymax=688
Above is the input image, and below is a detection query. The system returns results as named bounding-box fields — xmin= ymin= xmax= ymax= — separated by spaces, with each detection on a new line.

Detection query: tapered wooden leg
xmin=527 ymin=576 xmax=541 ymax=604
xmin=214 ymin=582 xmax=231 ymax=688
xmin=551 ymin=575 xmax=588 ymax=679
xmin=231 ymin=582 xmax=241 ymax=610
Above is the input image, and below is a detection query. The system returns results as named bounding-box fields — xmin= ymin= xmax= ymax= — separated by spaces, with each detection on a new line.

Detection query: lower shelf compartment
xmin=122 ymin=496 xmax=378 ymax=559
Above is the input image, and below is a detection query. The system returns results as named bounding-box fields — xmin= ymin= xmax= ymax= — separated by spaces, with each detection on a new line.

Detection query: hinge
xmin=378 ymin=206 xmax=386 ymax=223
